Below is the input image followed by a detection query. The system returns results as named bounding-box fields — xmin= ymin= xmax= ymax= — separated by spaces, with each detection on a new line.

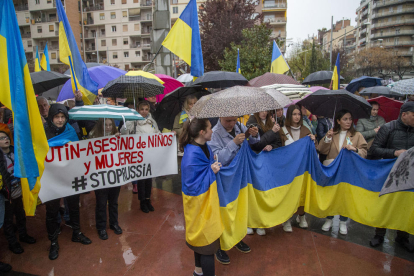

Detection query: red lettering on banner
xmin=131 ymin=151 xmax=137 ymax=163
xmin=56 ymin=146 xmax=63 ymax=161
xmin=120 ymin=137 xmax=128 ymax=150
xmin=65 ymin=144 xmax=69 ymax=161
xmin=70 ymin=144 xmax=80 ymax=159
xmin=137 ymin=151 xmax=143 ymax=163
xmin=84 ymin=161 xmax=91 ymax=175
xmin=94 ymin=140 xmax=102 ymax=154
xmin=105 ymin=153 xmax=114 ymax=167
xmin=125 ymin=151 xmax=131 ymax=164
xmin=148 ymin=135 xmax=155 ymax=148
xmin=109 ymin=137 xmax=117 ymax=151
xmin=86 ymin=142 xmax=95 ymax=156
xmin=102 ymin=138 xmax=110 ymax=153
xmin=95 ymin=155 xmax=106 ymax=170
xmin=136 ymin=136 xmax=146 ymax=149
xmin=167 ymin=134 xmax=173 ymax=146
xmin=45 ymin=148 xmax=55 ymax=162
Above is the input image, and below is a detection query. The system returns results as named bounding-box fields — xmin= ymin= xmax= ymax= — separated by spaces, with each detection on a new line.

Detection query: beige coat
xmin=318 ymin=130 xmax=367 ymax=160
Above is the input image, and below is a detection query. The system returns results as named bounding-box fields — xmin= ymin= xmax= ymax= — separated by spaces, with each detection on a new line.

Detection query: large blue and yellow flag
xmin=331 ymin=53 xmax=340 ymax=90
xmin=162 ymin=0 xmax=204 ymax=78
xmin=56 ymin=0 xmax=98 ymax=105
xmin=0 ymin=0 xmax=49 ymax=215
xmin=40 ymin=42 xmax=50 ymax=71
xmin=270 ymin=40 xmax=289 ymax=74
xmin=236 ymin=48 xmax=241 ymax=74
xmin=47 ymin=124 xmax=79 ymax=147
xmin=35 ymin=46 xmax=41 ymax=72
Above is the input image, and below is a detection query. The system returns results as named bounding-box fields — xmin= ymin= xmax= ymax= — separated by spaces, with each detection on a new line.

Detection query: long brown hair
xmin=89 ymin=118 xmax=118 ymax=138
xmin=285 ymin=105 xmax=303 ymax=128
xmin=178 ymin=118 xmax=210 ymax=152
xmin=333 ymin=109 xmax=356 ymax=135
xmin=253 ymin=112 xmax=274 ymax=133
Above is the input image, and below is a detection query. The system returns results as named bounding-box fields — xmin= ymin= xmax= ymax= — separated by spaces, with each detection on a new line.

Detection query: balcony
xmin=262 ymin=2 xmax=287 ymax=11
xmin=141 ymin=16 xmax=153 ymax=22
xmin=129 ymin=15 xmax=141 ymax=21
xmin=142 ymin=56 xmax=152 ymax=61
xmin=141 ymin=29 xmax=151 ymax=35
xmin=31 ymin=17 xmax=58 ymax=24
xmin=371 ymin=18 xmax=414 ymax=29
xmin=84 ymin=33 xmax=106 ymax=39
xmin=33 ymin=45 xmax=59 ymax=51
xmin=83 ymin=4 xmax=104 ymax=12
xmin=84 ymin=18 xmax=94 ymax=25
xmin=372 ymin=8 xmax=414 ymax=19
xmin=85 ymin=46 xmax=96 ymax=51
xmin=371 ymin=29 xmax=414 ymax=39
xmin=380 ymin=40 xmax=414 ymax=47
xmin=14 ymin=5 xmax=28 ymax=11
xmin=360 ymin=37 xmax=367 ymax=44
xmin=142 ymin=43 xmax=151 ymax=48
xmin=140 ymin=1 xmax=153 ymax=7
xmin=373 ymin=0 xmax=414 ymax=10
xmin=265 ymin=17 xmax=287 ymax=25
xmin=21 ymin=33 xmax=31 ymax=38
xmin=130 ymin=44 xmax=141 ymax=48
xmin=362 ymin=9 xmax=369 ymax=17
xmin=360 ymin=27 xmax=368 ymax=35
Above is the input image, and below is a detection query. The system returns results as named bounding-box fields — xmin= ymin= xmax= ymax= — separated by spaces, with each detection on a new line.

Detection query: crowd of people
xmin=0 ymin=90 xmax=413 ymax=275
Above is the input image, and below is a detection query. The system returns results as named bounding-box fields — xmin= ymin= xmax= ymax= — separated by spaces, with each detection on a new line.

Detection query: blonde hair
xmin=183 ymin=95 xmax=197 ymax=111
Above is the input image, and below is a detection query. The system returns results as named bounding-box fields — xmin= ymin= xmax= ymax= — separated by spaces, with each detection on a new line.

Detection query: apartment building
xmin=322 ymin=19 xmax=355 ymax=53
xmin=258 ymin=0 xmax=288 ymax=52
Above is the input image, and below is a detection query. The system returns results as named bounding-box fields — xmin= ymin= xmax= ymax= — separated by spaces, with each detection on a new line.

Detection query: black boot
xmin=9 ymin=242 xmax=24 ymax=254
xmin=146 ymin=199 xmax=154 ymax=212
xmin=72 ymin=231 xmax=92 ymax=245
xmin=0 ymin=261 xmax=12 ymax=273
xmin=395 ymin=236 xmax=414 ymax=253
xmin=370 ymin=235 xmax=384 ymax=247
xmin=49 ymin=240 xmax=59 ymax=260
xmin=20 ymin=234 xmax=36 ymax=244
xmin=140 ymin=200 xmax=149 ymax=213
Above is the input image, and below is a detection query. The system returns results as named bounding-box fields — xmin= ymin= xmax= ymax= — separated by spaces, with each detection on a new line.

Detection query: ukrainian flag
xmin=0 ymin=0 xmax=49 ymax=215
xmin=236 ymin=48 xmax=241 ymax=74
xmin=181 ymin=144 xmax=224 ymax=247
xmin=35 ymin=46 xmax=41 ymax=72
xmin=331 ymin=53 xmax=340 ymax=90
xmin=162 ymin=0 xmax=204 ymax=78
xmin=56 ymin=0 xmax=98 ymax=105
xmin=270 ymin=40 xmax=289 ymax=74
xmin=40 ymin=42 xmax=50 ymax=71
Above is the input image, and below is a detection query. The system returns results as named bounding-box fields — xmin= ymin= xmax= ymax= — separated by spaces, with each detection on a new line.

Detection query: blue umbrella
xmin=57 ymin=66 xmax=126 ymax=102
xmin=346 ymin=76 xmax=382 ymax=93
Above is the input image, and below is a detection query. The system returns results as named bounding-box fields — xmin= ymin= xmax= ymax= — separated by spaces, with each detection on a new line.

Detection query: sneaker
xmin=282 ymin=220 xmax=292 ymax=232
xmin=321 ymin=219 xmax=333 ymax=232
xmin=146 ymin=199 xmax=154 ymax=212
xmin=9 ymin=242 xmax=24 ymax=254
xmin=395 ymin=236 xmax=414 ymax=253
xmin=0 ymin=261 xmax=12 ymax=273
xmin=98 ymin=230 xmax=108 ymax=240
xmin=370 ymin=235 xmax=384 ymax=247
xmin=110 ymin=224 xmax=123 ymax=235
xmin=140 ymin=200 xmax=149 ymax=213
xmin=339 ymin=221 xmax=348 ymax=235
xmin=247 ymin=227 xmax=254 ymax=235
xmin=72 ymin=232 xmax=92 ymax=245
xmin=215 ymin=249 xmax=230 ymax=265
xmin=235 ymin=241 xmax=251 ymax=253
xmin=256 ymin=228 xmax=266 ymax=236
xmin=20 ymin=234 xmax=36 ymax=244
xmin=49 ymin=241 xmax=59 ymax=260
xmin=296 ymin=215 xmax=308 ymax=228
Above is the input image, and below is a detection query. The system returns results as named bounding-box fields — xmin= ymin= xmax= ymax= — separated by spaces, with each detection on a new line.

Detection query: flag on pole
xmin=162 ymin=0 xmax=204 ymax=78
xmin=236 ymin=48 xmax=241 ymax=74
xmin=0 ymin=0 xmax=49 ymax=215
xmin=56 ymin=0 xmax=98 ymax=105
xmin=40 ymin=42 xmax=50 ymax=71
xmin=35 ymin=46 xmax=41 ymax=72
xmin=331 ymin=53 xmax=340 ymax=90
xmin=270 ymin=40 xmax=289 ymax=74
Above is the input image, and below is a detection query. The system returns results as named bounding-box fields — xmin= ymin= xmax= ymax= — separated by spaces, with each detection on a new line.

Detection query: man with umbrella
xmin=356 ymin=101 xmax=385 ymax=148
xmin=368 ymin=101 xmax=414 ymax=252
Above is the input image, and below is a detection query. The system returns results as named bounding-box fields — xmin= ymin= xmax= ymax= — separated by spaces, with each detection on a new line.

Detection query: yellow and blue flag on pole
xmin=162 ymin=0 xmax=204 ymax=78
xmin=331 ymin=53 xmax=340 ymax=90
xmin=270 ymin=40 xmax=289 ymax=74
xmin=236 ymin=48 xmax=241 ymax=74
xmin=0 ymin=0 xmax=49 ymax=215
xmin=35 ymin=46 xmax=41 ymax=72
xmin=40 ymin=42 xmax=50 ymax=71
xmin=56 ymin=0 xmax=98 ymax=105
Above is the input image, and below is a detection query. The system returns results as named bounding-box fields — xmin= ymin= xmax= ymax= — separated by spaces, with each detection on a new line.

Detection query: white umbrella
xmin=177 ymin=73 xmax=193 ymax=83
xmin=261 ymin=84 xmax=312 ymax=100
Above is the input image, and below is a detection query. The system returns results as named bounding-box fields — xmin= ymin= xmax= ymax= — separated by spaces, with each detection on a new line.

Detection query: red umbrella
xmin=248 ymin=72 xmax=299 ymax=87
xmin=368 ymin=96 xmax=403 ymax=122
xmin=154 ymin=74 xmax=184 ymax=102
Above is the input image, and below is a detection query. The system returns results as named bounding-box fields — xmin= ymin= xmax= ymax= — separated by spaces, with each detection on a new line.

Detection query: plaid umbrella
xmin=68 ymin=104 xmax=144 ymax=121
xmin=248 ymin=72 xmax=299 ymax=87
xmin=190 ymin=86 xmax=292 ymax=118
xmin=390 ymin=78 xmax=414 ymax=96
xmin=101 ymin=75 xmax=165 ymax=99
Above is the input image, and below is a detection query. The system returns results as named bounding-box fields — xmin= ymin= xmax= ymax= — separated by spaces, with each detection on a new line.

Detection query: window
xmin=134 ymin=0 xmax=138 ymax=2
xmin=123 ymin=25 xmax=128 ymax=32
xmin=35 ymin=0 xmax=40 ymax=4
xmin=123 ymin=38 xmax=128 ymax=45
xmin=51 ymin=52 xmax=56 ymax=59
xmin=125 ymin=64 xmax=130 ymax=70
xmin=101 ymin=29 xmax=105 ymax=36
xmin=111 ymin=12 xmax=116 ymax=19
xmin=113 ymin=52 xmax=118 ymax=59
xmin=135 ymin=51 xmax=140 ymax=56
xmin=147 ymin=13 xmax=151 ymax=20
xmin=111 ymin=0 xmax=115 ymax=5
xmin=173 ymin=7 xmax=178 ymax=14
xmin=27 ymin=40 xmax=32 ymax=47
xmin=49 ymin=25 xmax=54 ymax=32
xmin=37 ymin=26 xmax=42 ymax=33
xmin=122 ymin=0 xmax=127 ymax=4
xmin=124 ymin=52 xmax=129 ymax=57
xmin=47 ymin=0 xmax=52 ymax=3
xmin=112 ymin=39 xmax=117 ymax=46
xmin=134 ymin=24 xmax=140 ymax=31
xmin=396 ymin=28 xmax=400 ymax=34
xmin=394 ymin=37 xmax=399 ymax=45
xmin=389 ymin=7 xmax=393 ymax=12
xmin=100 ymin=13 xmax=105 ymax=20
xmin=101 ymin=40 xmax=106 ymax=46
xmin=112 ymin=26 xmax=117 ymax=32
xmin=122 ymin=11 xmax=128 ymax=18
xmin=397 ymin=5 xmax=402 ymax=12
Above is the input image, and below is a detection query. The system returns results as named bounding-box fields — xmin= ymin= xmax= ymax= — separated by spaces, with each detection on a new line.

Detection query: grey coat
xmin=355 ymin=116 xmax=386 ymax=142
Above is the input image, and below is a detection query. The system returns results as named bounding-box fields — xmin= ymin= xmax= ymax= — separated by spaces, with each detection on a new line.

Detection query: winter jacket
xmin=246 ymin=115 xmax=281 ymax=152
xmin=0 ymin=149 xmax=11 ymax=200
xmin=355 ymin=116 xmax=386 ymax=143
xmin=279 ymin=125 xmax=315 ymax=147
xmin=368 ymin=119 xmax=414 ymax=159
xmin=173 ymin=110 xmax=191 ymax=137
xmin=318 ymin=131 xmax=367 ymax=160
xmin=123 ymin=113 xmax=160 ymax=134
xmin=316 ymin=117 xmax=333 ymax=143
xmin=44 ymin=103 xmax=69 ymax=140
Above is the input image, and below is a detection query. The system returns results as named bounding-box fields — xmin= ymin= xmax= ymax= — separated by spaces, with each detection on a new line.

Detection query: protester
xmin=0 ymin=152 xmax=12 ymax=272
xmin=106 ymin=97 xmax=117 ymax=106
xmin=89 ymin=118 xmax=123 ymax=240
xmin=368 ymin=101 xmax=414 ymax=252
xmin=318 ymin=109 xmax=368 ymax=235
xmin=44 ymin=104 xmax=92 ymax=260
xmin=275 ymin=108 xmax=285 ymax=127
xmin=278 ymin=105 xmax=316 ymax=232
xmin=179 ymin=118 xmax=222 ymax=276
xmin=208 ymin=116 xmax=259 ymax=265
xmin=173 ymin=95 xmax=197 ymax=137
xmin=124 ymin=101 xmax=160 ymax=213
xmin=147 ymin=96 xmax=158 ymax=114
xmin=298 ymin=104 xmax=316 ymax=135
xmin=37 ymin=96 xmax=50 ymax=121
xmin=246 ymin=111 xmax=281 ymax=154
xmin=356 ymin=101 xmax=385 ymax=148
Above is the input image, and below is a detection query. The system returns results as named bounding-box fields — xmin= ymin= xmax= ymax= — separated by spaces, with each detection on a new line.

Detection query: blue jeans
xmin=327 ymin=215 xmax=348 ymax=222
xmin=0 ymin=194 xmax=5 ymax=228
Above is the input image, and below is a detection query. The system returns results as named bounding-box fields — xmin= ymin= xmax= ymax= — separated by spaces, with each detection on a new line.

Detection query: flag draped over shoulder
xmin=162 ymin=0 xmax=204 ymax=78
xmin=270 ymin=40 xmax=289 ymax=74
xmin=35 ymin=46 xmax=41 ymax=72
xmin=0 ymin=0 xmax=49 ymax=215
xmin=236 ymin=49 xmax=241 ymax=74
xmin=331 ymin=53 xmax=340 ymax=90
xmin=181 ymin=144 xmax=223 ymax=247
xmin=40 ymin=42 xmax=50 ymax=71
xmin=47 ymin=124 xmax=79 ymax=147
xmin=56 ymin=0 xmax=98 ymax=105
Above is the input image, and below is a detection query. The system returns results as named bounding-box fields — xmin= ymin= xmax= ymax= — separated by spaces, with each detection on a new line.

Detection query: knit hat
xmin=401 ymin=101 xmax=414 ymax=114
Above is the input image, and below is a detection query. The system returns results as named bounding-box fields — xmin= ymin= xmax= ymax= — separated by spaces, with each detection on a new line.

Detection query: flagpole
xmin=68 ymin=56 xmax=78 ymax=91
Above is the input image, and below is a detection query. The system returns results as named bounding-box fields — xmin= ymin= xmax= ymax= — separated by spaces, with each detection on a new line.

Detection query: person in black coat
xmin=368 ymin=101 xmax=414 ymax=252
xmin=246 ymin=111 xmax=282 ymax=152
xmin=316 ymin=116 xmax=333 ymax=163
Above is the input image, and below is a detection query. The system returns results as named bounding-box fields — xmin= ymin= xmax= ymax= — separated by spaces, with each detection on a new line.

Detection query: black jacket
xmin=246 ymin=116 xmax=282 ymax=152
xmin=316 ymin=118 xmax=333 ymax=143
xmin=368 ymin=119 xmax=414 ymax=159
xmin=44 ymin=104 xmax=69 ymax=140
xmin=0 ymin=147 xmax=13 ymax=200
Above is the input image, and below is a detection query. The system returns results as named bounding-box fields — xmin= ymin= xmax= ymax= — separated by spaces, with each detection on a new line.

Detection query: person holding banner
xmin=179 ymin=118 xmax=222 ymax=276
xmin=278 ymin=105 xmax=317 ymax=232
xmin=318 ymin=109 xmax=367 ymax=235
xmin=44 ymin=104 xmax=92 ymax=260
xmin=89 ymin=118 xmax=123 ymax=240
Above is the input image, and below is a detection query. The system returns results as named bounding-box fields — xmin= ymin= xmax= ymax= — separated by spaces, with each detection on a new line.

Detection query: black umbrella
xmin=191 ymin=71 xmax=248 ymax=88
xmin=152 ymin=86 xmax=210 ymax=131
xmin=302 ymin=71 xmax=345 ymax=85
xmin=30 ymin=71 xmax=70 ymax=95
xmin=297 ymin=89 xmax=372 ymax=119
xmin=359 ymin=86 xmax=391 ymax=96
xmin=63 ymin=62 xmax=101 ymax=75
xmin=101 ymin=75 xmax=165 ymax=99
xmin=39 ymin=85 xmax=64 ymax=101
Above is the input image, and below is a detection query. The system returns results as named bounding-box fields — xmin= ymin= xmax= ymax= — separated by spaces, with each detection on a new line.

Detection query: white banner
xmin=39 ymin=133 xmax=177 ymax=202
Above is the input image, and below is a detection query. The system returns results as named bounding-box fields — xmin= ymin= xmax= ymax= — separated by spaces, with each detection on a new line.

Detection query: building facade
xmin=322 ymin=19 xmax=354 ymax=53
xmin=258 ymin=0 xmax=288 ymax=52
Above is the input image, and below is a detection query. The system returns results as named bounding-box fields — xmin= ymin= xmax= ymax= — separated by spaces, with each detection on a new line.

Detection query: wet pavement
xmin=1 ymin=157 xmax=413 ymax=275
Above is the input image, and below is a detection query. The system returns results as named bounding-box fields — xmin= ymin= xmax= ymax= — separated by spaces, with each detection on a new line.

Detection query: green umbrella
xmin=68 ymin=104 xmax=144 ymax=121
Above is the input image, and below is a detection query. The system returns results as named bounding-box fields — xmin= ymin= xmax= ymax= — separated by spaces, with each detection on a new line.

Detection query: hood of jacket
xmin=46 ymin=103 xmax=69 ymax=136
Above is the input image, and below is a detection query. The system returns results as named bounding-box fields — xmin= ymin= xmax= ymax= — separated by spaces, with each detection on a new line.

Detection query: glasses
xmin=0 ymin=136 xmax=10 ymax=141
